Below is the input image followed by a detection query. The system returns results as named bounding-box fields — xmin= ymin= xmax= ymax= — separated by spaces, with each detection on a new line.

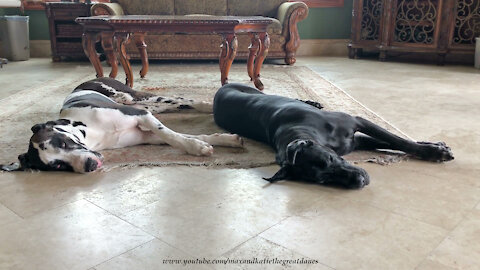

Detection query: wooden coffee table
xmin=76 ymin=15 xmax=274 ymax=90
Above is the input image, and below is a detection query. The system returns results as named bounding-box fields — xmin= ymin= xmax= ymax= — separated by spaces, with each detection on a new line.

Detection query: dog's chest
xmin=60 ymin=107 xmax=140 ymax=150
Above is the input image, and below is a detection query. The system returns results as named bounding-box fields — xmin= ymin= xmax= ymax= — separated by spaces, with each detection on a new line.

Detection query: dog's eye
xmin=61 ymin=142 xmax=67 ymax=148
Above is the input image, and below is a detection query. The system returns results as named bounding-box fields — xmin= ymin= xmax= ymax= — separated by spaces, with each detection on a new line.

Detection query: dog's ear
xmin=54 ymin=119 xmax=71 ymax=126
xmin=286 ymin=139 xmax=314 ymax=165
xmin=263 ymin=166 xmax=292 ymax=183
xmin=31 ymin=124 xmax=45 ymax=134
xmin=0 ymin=162 xmax=23 ymax=172
xmin=298 ymin=139 xmax=313 ymax=147
xmin=0 ymin=153 xmax=29 ymax=172
xmin=17 ymin=153 xmax=31 ymax=169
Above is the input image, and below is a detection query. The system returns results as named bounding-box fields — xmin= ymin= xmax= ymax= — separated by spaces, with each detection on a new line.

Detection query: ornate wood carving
xmin=349 ymin=0 xmax=480 ymax=64
xmin=101 ymin=31 xmax=118 ymax=78
xmin=284 ymin=5 xmax=309 ymax=65
xmin=82 ymin=32 xmax=103 ymax=78
xmin=452 ymin=0 xmax=480 ymax=45
xmin=247 ymin=33 xmax=260 ymax=81
xmin=115 ymin=32 xmax=133 ymax=87
xmin=77 ymin=16 xmax=273 ymax=89
xmin=254 ymin=33 xmax=270 ymax=90
xmin=393 ymin=0 xmax=439 ymax=45
xmin=360 ymin=0 xmax=383 ymax=41
xmin=133 ymin=33 xmax=148 ymax=78
xmin=247 ymin=32 xmax=270 ymax=90
xmin=88 ymin=5 xmax=307 ymax=65
xmin=220 ymin=34 xmax=238 ymax=86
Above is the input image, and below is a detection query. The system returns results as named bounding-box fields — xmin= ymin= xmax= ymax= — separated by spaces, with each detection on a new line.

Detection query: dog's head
xmin=3 ymin=119 xmax=103 ymax=173
xmin=267 ymin=139 xmax=369 ymax=189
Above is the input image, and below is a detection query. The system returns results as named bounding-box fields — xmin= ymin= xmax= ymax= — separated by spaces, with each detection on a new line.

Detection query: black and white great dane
xmin=213 ymin=83 xmax=454 ymax=189
xmin=0 ymin=78 xmax=243 ymax=173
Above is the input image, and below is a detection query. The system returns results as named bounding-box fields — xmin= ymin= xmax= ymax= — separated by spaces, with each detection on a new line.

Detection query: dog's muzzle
xmin=84 ymin=155 xmax=103 ymax=172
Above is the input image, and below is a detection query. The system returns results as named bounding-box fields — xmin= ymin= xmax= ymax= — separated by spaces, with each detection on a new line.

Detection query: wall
xmin=0 ymin=0 xmax=353 ymax=41
xmin=299 ymin=0 xmax=353 ymax=39
xmin=0 ymin=8 xmax=48 ymax=40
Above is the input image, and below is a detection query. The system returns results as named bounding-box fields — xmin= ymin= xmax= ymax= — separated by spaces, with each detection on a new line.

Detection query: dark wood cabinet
xmin=45 ymin=2 xmax=92 ymax=61
xmin=348 ymin=0 xmax=480 ymax=64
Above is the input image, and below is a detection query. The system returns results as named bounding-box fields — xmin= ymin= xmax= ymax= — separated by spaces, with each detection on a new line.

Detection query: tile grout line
xmin=414 ymin=195 xmax=480 ymax=269
xmin=218 ymin=216 xmax=291 ymax=258
xmin=357 ymin=198 xmax=451 ymax=232
xmin=413 ymin=207 xmax=473 ymax=270
xmin=0 ymin=200 xmax=24 ymax=224
xmin=83 ymin=197 xmax=202 ymax=264
xmin=257 ymin=236 xmax=336 ymax=270
xmin=0 ymin=196 xmax=85 ymax=220
xmin=90 ymin=238 xmax=156 ymax=270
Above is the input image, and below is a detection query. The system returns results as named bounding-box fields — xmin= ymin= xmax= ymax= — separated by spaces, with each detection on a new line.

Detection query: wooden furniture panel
xmin=349 ymin=0 xmax=480 ymax=64
xmin=46 ymin=2 xmax=92 ymax=61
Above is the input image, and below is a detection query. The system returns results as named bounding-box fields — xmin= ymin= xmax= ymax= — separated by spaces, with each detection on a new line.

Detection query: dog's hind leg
xmin=136 ymin=113 xmax=214 ymax=156
xmin=355 ymin=117 xmax=454 ymax=161
xmin=354 ymin=134 xmax=392 ymax=151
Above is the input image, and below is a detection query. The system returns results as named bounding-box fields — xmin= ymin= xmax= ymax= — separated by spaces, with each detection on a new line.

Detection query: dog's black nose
xmin=84 ymin=158 xmax=98 ymax=172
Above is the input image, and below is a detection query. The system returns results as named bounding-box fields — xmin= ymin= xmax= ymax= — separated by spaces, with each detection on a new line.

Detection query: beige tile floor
xmin=0 ymin=57 xmax=479 ymax=270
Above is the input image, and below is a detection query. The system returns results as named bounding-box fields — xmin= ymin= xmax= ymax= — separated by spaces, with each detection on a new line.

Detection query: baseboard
xmin=0 ymin=40 xmax=51 ymax=58
xmin=30 ymin=40 xmax=51 ymax=58
xmin=297 ymin=39 xmax=349 ymax=57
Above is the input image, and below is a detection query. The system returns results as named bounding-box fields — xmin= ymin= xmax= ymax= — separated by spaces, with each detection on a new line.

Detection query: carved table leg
xmin=115 ymin=32 xmax=133 ymax=87
xmin=134 ymin=32 xmax=148 ymax=78
xmin=252 ymin=32 xmax=270 ymax=90
xmin=101 ymin=31 xmax=118 ymax=79
xmin=82 ymin=32 xmax=103 ymax=78
xmin=219 ymin=33 xmax=238 ymax=86
xmin=247 ymin=33 xmax=260 ymax=81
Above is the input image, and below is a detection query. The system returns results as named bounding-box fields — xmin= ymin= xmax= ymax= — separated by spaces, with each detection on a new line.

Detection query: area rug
xmin=0 ymin=63 xmax=409 ymax=170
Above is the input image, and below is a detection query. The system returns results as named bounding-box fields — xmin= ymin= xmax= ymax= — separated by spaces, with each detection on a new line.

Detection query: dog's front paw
xmin=185 ymin=138 xmax=214 ymax=156
xmin=346 ymin=168 xmax=370 ymax=189
xmin=232 ymin=134 xmax=244 ymax=147
xmin=215 ymin=133 xmax=244 ymax=148
xmin=416 ymin=141 xmax=454 ymax=162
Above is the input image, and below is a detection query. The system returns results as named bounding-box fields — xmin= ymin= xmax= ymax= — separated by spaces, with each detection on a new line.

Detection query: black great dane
xmin=213 ymin=83 xmax=454 ymax=189
xmin=1 ymin=78 xmax=243 ymax=173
